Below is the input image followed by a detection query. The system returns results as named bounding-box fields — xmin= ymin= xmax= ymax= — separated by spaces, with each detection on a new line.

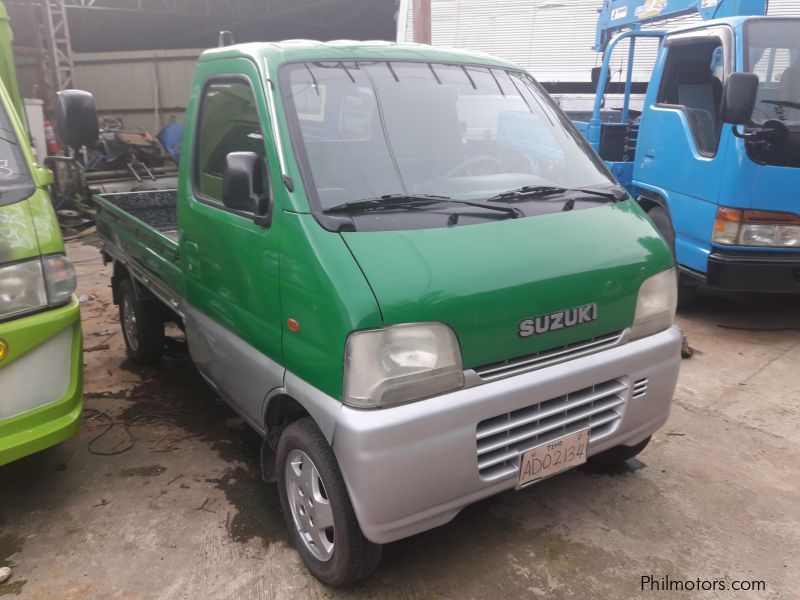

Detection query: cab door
xmin=180 ymin=58 xmax=284 ymax=429
xmin=634 ymin=27 xmax=733 ymax=274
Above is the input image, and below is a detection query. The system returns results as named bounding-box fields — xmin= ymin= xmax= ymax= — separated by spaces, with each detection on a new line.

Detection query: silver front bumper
xmin=332 ymin=326 xmax=682 ymax=544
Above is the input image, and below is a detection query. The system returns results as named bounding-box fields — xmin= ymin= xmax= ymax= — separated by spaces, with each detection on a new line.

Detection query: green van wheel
xmin=276 ymin=417 xmax=382 ymax=586
xmin=118 ymin=278 xmax=164 ymax=365
xmin=588 ymin=436 xmax=651 ymax=467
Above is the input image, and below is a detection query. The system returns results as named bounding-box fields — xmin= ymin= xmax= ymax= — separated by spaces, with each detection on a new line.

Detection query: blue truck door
xmin=634 ymin=26 xmax=734 ymax=274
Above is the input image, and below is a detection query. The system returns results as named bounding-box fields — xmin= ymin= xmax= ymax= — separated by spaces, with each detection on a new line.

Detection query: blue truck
xmin=573 ymin=0 xmax=800 ymax=303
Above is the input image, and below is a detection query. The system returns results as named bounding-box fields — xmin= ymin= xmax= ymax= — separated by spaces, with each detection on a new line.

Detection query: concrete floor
xmin=1 ymin=239 xmax=797 ymax=599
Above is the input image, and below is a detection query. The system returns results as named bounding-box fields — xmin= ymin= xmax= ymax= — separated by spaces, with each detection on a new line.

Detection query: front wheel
xmin=276 ymin=418 xmax=381 ymax=586
xmin=587 ymin=436 xmax=651 ymax=467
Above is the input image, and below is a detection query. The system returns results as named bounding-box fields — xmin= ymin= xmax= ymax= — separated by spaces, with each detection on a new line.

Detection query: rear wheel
xmin=118 ymin=278 xmax=164 ymax=365
xmin=588 ymin=436 xmax=651 ymax=467
xmin=645 ymin=204 xmax=698 ymax=308
xmin=276 ymin=418 xmax=381 ymax=586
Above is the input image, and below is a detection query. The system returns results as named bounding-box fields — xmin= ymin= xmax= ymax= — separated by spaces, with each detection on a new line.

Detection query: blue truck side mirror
xmin=591 ymin=67 xmax=602 ymax=92
xmin=720 ymin=72 xmax=759 ymax=126
xmin=222 ymin=151 xmax=272 ymax=226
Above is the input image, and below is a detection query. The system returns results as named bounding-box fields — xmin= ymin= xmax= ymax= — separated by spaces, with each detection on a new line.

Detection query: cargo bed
xmin=94 ymin=189 xmax=184 ymax=313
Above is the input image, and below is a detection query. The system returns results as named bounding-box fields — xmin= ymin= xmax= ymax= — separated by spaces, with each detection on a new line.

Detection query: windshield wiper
xmin=486 ymin=185 xmax=621 ymax=203
xmin=762 ymin=99 xmax=800 ymax=111
xmin=323 ymin=194 xmax=523 ymax=218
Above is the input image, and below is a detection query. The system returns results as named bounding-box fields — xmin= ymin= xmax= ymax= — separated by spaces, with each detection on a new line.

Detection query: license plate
xmin=517 ymin=429 xmax=588 ymax=488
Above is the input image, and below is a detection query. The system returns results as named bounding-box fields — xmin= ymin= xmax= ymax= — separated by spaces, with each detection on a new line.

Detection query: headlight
xmin=344 ymin=323 xmax=464 ymax=408
xmin=630 ymin=269 xmax=677 ymax=341
xmin=0 ymin=259 xmax=47 ymax=320
xmin=0 ymin=254 xmax=76 ymax=320
xmin=43 ymin=254 xmax=77 ymax=307
xmin=713 ymin=207 xmax=800 ymax=248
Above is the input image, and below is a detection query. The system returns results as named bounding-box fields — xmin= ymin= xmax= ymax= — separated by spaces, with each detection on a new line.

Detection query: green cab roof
xmin=199 ymin=39 xmax=523 ymax=72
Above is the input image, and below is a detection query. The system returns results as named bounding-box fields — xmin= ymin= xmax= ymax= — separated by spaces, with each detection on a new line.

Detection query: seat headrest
xmin=676 ymin=61 xmax=713 ymax=86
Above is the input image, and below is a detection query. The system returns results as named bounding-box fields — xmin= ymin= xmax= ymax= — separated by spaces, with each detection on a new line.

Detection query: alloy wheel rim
xmin=285 ymin=449 xmax=335 ymax=562
xmin=122 ymin=296 xmax=139 ymax=352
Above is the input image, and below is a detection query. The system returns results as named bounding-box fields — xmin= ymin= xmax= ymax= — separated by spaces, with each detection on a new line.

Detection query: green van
xmin=60 ymin=39 xmax=681 ymax=585
xmin=0 ymin=3 xmax=82 ymax=466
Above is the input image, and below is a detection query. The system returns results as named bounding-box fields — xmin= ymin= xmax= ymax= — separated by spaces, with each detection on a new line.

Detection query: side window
xmin=656 ymin=37 xmax=726 ymax=155
xmin=195 ymin=78 xmax=265 ymax=205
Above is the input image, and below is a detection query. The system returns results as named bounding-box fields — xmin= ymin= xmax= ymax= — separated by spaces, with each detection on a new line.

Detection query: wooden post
xmin=413 ymin=0 xmax=431 ymax=44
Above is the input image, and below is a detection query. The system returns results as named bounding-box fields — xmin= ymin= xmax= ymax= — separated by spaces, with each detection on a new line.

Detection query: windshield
xmin=0 ymin=100 xmax=34 ymax=207
xmin=280 ymin=60 xmax=614 ymax=217
xmin=746 ymin=20 xmax=800 ymax=127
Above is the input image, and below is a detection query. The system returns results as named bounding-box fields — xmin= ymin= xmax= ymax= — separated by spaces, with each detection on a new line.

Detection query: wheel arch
xmin=110 ymin=260 xmax=160 ymax=306
xmin=260 ymin=376 xmax=343 ymax=483
xmin=637 ymin=188 xmax=670 ymax=214
xmin=260 ymin=393 xmax=311 ymax=483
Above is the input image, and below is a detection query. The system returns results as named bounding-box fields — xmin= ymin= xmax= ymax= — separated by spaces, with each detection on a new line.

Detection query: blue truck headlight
xmin=630 ymin=269 xmax=677 ymax=341
xmin=713 ymin=208 xmax=800 ymax=248
xmin=344 ymin=323 xmax=464 ymax=408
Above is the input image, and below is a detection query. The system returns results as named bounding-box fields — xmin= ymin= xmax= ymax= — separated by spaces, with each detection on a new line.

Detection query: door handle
xmin=185 ymin=241 xmax=199 ymax=255
xmin=641 ymin=149 xmax=656 ymax=168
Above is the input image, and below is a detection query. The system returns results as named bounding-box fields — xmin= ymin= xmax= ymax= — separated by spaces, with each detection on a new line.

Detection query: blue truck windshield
xmin=746 ymin=19 xmax=800 ymax=127
xmin=280 ymin=61 xmax=613 ymax=211
xmin=0 ymin=101 xmax=34 ymax=207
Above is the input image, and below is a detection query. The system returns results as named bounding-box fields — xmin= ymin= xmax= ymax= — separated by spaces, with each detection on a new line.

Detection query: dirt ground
xmin=1 ymin=239 xmax=797 ymax=599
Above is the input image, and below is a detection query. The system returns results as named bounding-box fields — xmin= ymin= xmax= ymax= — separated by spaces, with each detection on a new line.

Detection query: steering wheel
xmin=443 ymin=155 xmax=502 ymax=178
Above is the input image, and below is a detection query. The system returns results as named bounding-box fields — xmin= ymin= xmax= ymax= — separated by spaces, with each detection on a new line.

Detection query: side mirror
xmin=591 ymin=67 xmax=602 ymax=93
xmin=720 ymin=72 xmax=759 ymax=125
xmin=222 ymin=151 xmax=271 ymax=226
xmin=55 ymin=90 xmax=99 ymax=149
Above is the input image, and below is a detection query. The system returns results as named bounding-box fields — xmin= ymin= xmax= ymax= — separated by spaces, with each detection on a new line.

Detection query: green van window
xmin=195 ymin=79 xmax=264 ymax=203
xmin=0 ymin=101 xmax=34 ymax=207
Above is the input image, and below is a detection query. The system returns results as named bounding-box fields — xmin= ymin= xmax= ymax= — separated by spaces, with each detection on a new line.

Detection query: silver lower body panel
xmin=332 ymin=326 xmax=682 ymax=544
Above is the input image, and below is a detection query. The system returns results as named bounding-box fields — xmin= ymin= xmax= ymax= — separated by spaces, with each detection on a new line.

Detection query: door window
xmin=746 ymin=20 xmax=800 ymax=127
xmin=194 ymin=78 xmax=265 ymax=205
xmin=657 ymin=35 xmax=727 ymax=155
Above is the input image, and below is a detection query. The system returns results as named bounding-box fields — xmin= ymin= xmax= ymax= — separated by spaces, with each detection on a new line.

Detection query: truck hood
xmin=341 ymin=200 xmax=672 ymax=369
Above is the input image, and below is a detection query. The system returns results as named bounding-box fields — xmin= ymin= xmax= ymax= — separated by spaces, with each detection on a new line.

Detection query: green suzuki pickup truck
xmin=0 ymin=3 xmax=82 ymax=467
xmin=61 ymin=39 xmax=681 ymax=585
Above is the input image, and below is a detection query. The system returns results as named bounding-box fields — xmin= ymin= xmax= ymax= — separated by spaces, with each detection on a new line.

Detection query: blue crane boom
xmin=594 ymin=0 xmax=769 ymax=51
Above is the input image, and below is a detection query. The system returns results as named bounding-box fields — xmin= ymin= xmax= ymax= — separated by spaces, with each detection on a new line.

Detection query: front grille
xmin=633 ymin=378 xmax=648 ymax=399
xmin=474 ymin=331 xmax=624 ymax=381
xmin=475 ymin=379 xmax=627 ymax=479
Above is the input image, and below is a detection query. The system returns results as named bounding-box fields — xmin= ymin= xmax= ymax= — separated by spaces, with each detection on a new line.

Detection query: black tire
xmin=588 ymin=436 xmax=651 ymax=467
xmin=645 ymin=204 xmax=697 ymax=308
xmin=118 ymin=278 xmax=164 ymax=365
xmin=276 ymin=417 xmax=381 ymax=586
